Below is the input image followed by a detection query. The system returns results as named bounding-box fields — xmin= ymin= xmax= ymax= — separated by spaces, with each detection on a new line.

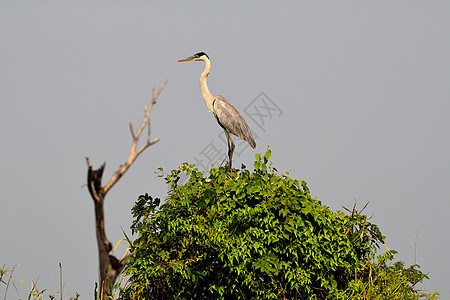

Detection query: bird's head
xmin=177 ymin=52 xmax=210 ymax=63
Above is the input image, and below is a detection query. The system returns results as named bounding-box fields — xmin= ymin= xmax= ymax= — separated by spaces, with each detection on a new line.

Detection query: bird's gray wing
xmin=212 ymin=95 xmax=256 ymax=148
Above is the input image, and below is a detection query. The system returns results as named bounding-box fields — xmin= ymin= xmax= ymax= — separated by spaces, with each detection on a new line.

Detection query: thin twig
xmin=103 ymin=80 xmax=167 ymax=194
xmin=129 ymin=123 xmax=136 ymax=140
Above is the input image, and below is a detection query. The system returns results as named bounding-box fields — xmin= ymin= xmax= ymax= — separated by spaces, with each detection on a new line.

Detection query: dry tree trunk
xmin=85 ymin=81 xmax=167 ymax=298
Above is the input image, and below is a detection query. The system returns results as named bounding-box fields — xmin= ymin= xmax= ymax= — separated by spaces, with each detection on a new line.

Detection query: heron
xmin=178 ymin=52 xmax=256 ymax=170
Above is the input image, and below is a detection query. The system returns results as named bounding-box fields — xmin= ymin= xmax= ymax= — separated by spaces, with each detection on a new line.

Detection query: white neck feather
xmin=200 ymin=58 xmax=214 ymax=113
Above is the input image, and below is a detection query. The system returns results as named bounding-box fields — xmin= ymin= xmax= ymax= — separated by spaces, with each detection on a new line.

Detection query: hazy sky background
xmin=1 ymin=1 xmax=449 ymax=298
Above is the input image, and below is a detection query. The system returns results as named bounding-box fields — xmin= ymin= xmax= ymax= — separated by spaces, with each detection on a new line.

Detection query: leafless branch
xmin=85 ymin=80 xmax=167 ymax=297
xmin=103 ymin=79 xmax=167 ymax=195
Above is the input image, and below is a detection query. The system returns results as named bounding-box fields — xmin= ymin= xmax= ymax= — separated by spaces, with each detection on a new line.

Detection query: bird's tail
xmin=247 ymin=136 xmax=256 ymax=149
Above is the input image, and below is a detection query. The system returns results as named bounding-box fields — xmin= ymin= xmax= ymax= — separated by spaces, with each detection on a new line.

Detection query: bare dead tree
xmin=85 ymin=80 xmax=167 ymax=297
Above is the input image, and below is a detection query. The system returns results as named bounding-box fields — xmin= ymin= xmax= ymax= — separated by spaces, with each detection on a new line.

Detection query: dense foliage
xmin=121 ymin=151 xmax=437 ymax=299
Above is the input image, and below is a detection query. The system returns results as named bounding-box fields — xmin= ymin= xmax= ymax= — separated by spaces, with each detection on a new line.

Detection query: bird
xmin=178 ymin=52 xmax=256 ymax=170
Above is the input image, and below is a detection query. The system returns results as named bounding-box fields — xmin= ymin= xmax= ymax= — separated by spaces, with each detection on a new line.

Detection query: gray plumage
xmin=178 ymin=52 xmax=256 ymax=169
xmin=212 ymin=95 xmax=256 ymax=148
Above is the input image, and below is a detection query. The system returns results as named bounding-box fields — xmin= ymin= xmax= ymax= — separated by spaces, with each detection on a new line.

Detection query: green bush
xmin=121 ymin=150 xmax=437 ymax=299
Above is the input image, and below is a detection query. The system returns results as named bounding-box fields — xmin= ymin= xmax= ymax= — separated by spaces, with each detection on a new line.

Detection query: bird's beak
xmin=177 ymin=55 xmax=195 ymax=62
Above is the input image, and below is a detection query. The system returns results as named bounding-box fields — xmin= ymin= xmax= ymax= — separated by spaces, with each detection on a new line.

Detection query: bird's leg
xmin=228 ymin=134 xmax=235 ymax=171
xmin=224 ymin=132 xmax=232 ymax=171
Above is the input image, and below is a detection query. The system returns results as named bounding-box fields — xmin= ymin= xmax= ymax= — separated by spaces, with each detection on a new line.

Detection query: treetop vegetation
xmin=121 ymin=150 xmax=438 ymax=299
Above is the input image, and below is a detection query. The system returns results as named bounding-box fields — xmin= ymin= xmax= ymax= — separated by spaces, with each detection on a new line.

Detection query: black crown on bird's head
xmin=194 ymin=52 xmax=209 ymax=59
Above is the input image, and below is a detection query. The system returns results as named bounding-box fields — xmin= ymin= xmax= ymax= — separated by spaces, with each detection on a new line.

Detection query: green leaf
xmin=264 ymin=149 xmax=272 ymax=161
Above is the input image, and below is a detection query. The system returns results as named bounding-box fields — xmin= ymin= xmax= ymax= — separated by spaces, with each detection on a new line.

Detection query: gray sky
xmin=1 ymin=1 xmax=449 ymax=298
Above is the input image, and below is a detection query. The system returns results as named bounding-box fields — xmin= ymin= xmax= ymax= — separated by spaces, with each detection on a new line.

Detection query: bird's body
xmin=178 ymin=52 xmax=256 ymax=169
xmin=212 ymin=95 xmax=256 ymax=148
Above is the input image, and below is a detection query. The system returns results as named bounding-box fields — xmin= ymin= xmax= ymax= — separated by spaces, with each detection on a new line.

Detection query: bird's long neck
xmin=200 ymin=58 xmax=214 ymax=113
